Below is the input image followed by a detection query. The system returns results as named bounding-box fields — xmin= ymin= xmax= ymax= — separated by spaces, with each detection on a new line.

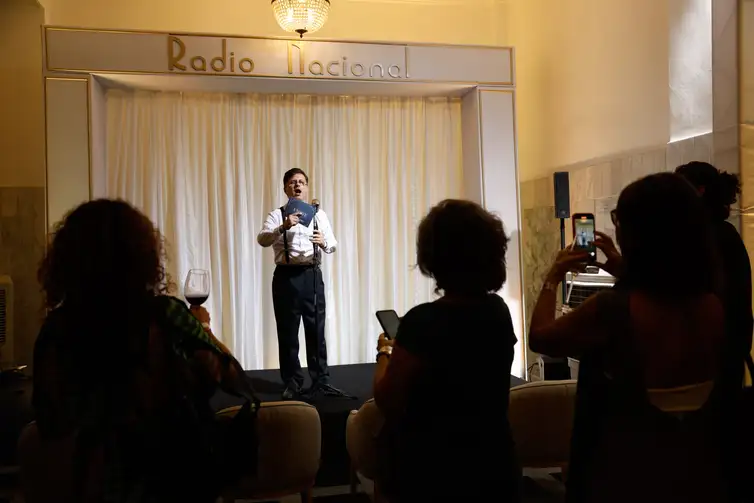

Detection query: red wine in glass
xmin=185 ymin=269 xmax=210 ymax=307
xmin=186 ymin=294 xmax=209 ymax=306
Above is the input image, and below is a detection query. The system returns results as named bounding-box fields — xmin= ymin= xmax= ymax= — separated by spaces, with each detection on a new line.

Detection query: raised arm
xmin=529 ymin=290 xmax=610 ymax=357
xmin=257 ymin=210 xmax=282 ymax=248
xmin=316 ymin=210 xmax=338 ymax=254
xmin=528 ymin=248 xmax=611 ymax=358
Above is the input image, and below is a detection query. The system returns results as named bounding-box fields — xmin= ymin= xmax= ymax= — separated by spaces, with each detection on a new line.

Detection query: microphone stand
xmin=305 ymin=203 xmax=357 ymax=401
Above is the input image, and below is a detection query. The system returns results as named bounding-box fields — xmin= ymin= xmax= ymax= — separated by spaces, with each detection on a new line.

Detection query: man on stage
xmin=257 ymin=168 xmax=337 ymax=400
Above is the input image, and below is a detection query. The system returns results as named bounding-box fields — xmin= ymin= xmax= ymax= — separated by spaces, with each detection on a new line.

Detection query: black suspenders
xmin=280 ymin=207 xmax=290 ymax=264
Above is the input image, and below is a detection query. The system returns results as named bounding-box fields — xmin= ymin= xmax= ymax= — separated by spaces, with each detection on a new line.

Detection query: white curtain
xmin=101 ymin=90 xmax=463 ymax=370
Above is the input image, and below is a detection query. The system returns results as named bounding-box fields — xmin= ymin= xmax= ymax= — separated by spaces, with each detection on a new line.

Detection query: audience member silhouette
xmin=372 ymin=199 xmax=521 ymax=502
xmin=530 ymin=173 xmax=728 ymax=503
xmin=33 ymin=199 xmax=259 ymax=503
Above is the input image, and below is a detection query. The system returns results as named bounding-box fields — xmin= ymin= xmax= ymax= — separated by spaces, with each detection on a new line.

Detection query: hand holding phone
xmin=377 ymin=333 xmax=394 ymax=352
xmin=376 ymin=310 xmax=401 ymax=340
xmin=572 ymin=213 xmax=596 ymax=261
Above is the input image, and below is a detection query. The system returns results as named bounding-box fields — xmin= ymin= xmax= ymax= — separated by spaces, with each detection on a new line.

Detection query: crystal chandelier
xmin=271 ymin=0 xmax=331 ymax=39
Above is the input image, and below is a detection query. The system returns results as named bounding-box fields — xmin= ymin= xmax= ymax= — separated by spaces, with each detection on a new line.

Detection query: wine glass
xmin=185 ymin=269 xmax=210 ymax=307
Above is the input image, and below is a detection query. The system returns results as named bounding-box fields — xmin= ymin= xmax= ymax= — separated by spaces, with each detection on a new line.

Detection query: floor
xmin=252 ymin=468 xmax=564 ymax=502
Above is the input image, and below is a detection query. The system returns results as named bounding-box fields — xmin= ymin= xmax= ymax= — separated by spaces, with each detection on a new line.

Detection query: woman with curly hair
xmin=675 ymin=162 xmax=753 ymax=364
xmin=371 ymin=199 xmax=521 ymax=502
xmin=32 ymin=199 xmax=259 ymax=503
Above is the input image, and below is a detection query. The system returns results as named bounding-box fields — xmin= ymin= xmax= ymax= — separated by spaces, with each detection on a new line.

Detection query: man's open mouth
xmin=295 ymin=189 xmax=302 ymax=195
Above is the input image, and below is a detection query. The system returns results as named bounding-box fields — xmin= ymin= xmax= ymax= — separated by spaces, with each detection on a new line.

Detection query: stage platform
xmin=211 ymin=363 xmax=527 ymax=488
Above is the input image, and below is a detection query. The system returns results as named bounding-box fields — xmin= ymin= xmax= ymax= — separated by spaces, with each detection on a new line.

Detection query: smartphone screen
xmin=572 ymin=213 xmax=596 ymax=260
xmin=376 ymin=310 xmax=401 ymax=340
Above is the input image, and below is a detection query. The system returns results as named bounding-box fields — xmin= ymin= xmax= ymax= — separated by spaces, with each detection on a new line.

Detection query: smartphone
xmin=376 ymin=310 xmax=401 ymax=340
xmin=572 ymin=213 xmax=596 ymax=261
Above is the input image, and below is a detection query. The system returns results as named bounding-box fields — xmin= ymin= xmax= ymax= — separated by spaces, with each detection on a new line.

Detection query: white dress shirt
xmin=257 ymin=207 xmax=338 ymax=265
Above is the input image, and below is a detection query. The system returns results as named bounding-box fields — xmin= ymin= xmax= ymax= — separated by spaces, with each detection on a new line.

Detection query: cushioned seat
xmin=19 ymin=400 xmax=322 ymax=503
xmin=509 ymin=379 xmax=577 ymax=471
xmin=346 ymin=380 xmax=578 ymax=497
xmin=346 ymin=398 xmax=382 ymax=482
xmin=218 ymin=400 xmax=321 ymax=502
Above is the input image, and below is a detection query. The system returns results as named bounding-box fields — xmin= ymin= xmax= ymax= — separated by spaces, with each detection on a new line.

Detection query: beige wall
xmin=39 ymin=0 xmax=505 ymax=46
xmin=39 ymin=0 xmax=683 ymax=187
xmin=8 ymin=0 xmax=727 ymax=369
xmin=741 ymin=0 xmax=754 ymax=296
xmin=0 ymin=0 xmax=46 ymax=188
xmin=505 ymin=0 xmax=671 ymax=182
xmin=0 ymin=0 xmax=46 ymax=367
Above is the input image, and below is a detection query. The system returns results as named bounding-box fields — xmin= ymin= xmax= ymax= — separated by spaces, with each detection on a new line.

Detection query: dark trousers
xmin=272 ymin=265 xmax=329 ymax=388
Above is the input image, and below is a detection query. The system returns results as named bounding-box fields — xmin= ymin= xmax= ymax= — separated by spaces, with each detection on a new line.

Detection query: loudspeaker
xmin=553 ymin=172 xmax=570 ymax=219
xmin=540 ymin=355 xmax=571 ymax=381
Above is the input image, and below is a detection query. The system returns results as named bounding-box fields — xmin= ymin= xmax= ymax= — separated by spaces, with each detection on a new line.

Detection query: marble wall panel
xmin=0 ymin=187 xmax=45 ymax=367
xmin=520 ymin=134 xmax=717 ymax=378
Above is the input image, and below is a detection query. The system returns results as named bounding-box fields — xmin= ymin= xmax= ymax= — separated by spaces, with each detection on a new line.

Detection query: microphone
xmin=311 ymin=199 xmax=320 ymax=230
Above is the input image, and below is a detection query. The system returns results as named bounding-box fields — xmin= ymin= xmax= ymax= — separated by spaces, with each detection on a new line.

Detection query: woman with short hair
xmin=372 ymin=199 xmax=521 ymax=502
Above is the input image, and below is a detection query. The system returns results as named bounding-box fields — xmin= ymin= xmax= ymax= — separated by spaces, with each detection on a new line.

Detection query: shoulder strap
xmin=280 ymin=207 xmax=289 ymax=264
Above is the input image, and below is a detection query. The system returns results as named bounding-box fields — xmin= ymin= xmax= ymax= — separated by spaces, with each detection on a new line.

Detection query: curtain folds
xmin=101 ymin=90 xmax=463 ymax=370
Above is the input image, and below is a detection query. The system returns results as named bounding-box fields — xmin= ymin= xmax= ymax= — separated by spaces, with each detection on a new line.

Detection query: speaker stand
xmin=559 ymin=217 xmax=567 ymax=305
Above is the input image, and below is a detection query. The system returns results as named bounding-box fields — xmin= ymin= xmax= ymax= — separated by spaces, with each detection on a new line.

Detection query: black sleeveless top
xmin=376 ymin=294 xmax=521 ymax=502
xmin=566 ymin=291 xmax=729 ymax=503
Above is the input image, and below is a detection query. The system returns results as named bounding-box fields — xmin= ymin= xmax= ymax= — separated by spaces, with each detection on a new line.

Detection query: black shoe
xmin=281 ymin=384 xmax=300 ymax=400
xmin=305 ymin=382 xmax=357 ymax=400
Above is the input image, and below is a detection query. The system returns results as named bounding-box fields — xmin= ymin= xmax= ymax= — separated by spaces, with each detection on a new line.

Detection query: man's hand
xmin=283 ymin=212 xmax=301 ymax=230
xmin=311 ymin=230 xmax=326 ymax=247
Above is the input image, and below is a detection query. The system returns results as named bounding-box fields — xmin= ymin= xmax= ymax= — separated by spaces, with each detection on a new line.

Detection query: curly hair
xmin=417 ymin=199 xmax=509 ymax=295
xmin=39 ymin=199 xmax=172 ymax=310
xmin=675 ymin=161 xmax=741 ymax=221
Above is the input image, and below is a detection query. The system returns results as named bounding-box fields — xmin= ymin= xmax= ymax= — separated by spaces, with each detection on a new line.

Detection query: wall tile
xmin=533 ymin=176 xmax=554 ymax=209
xmin=713 ymin=0 xmax=740 ymax=131
xmin=608 ymin=158 xmax=625 ymax=195
xmin=692 ymin=132 xmax=714 ymax=162
xmin=714 ymin=125 xmax=739 ymax=152
xmin=520 ymin=204 xmax=560 ymax=372
xmin=519 ymin=178 xmax=535 ymax=210
xmin=713 ymin=0 xmax=740 ymax=241
xmin=0 ymin=187 xmax=45 ymax=367
xmin=743 ymin=0 xmax=754 ymax=123
xmin=666 ymin=139 xmax=684 ymax=169
xmin=741 ymin=124 xmax=754 ymax=149
xmin=591 ymin=162 xmax=612 ymax=199
xmin=519 ymin=134 xmax=717 ymax=372
xmin=715 ymin=148 xmax=740 ymax=177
